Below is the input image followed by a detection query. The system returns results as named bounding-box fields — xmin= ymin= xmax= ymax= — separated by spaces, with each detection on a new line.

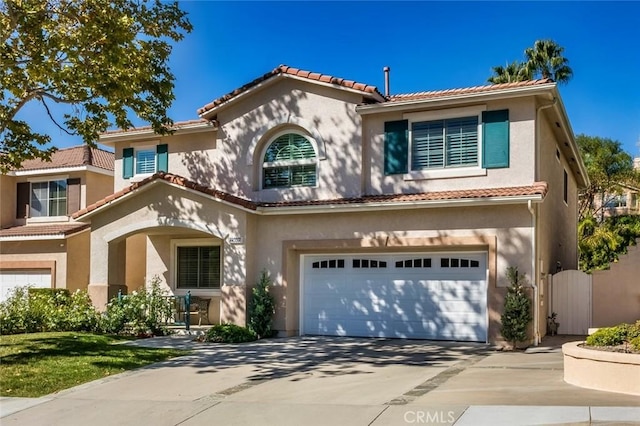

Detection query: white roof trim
xmin=9 ymin=165 xmax=113 ymax=177
xmin=0 ymin=227 xmax=89 ymax=241
xmin=99 ymin=121 xmax=216 ymax=145
xmin=255 ymin=194 xmax=545 ymax=215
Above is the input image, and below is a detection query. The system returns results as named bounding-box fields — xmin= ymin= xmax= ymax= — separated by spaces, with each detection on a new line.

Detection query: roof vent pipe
xmin=383 ymin=66 xmax=390 ymax=97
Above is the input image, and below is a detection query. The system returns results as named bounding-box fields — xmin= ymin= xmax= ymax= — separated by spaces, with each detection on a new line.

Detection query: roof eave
xmin=256 ymin=194 xmax=545 ymax=215
xmin=99 ymin=122 xmax=216 ymax=146
xmin=0 ymin=226 xmax=90 ymax=241
xmin=199 ymin=73 xmax=385 ymax=120
xmin=9 ymin=165 xmax=114 ymax=177
xmin=356 ymin=83 xmax=557 ymax=115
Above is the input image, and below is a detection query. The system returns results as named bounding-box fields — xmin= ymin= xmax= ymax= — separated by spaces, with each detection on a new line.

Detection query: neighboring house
xmin=0 ymin=145 xmax=114 ymax=301
xmin=595 ymin=157 xmax=640 ymax=217
xmin=73 ymin=65 xmax=588 ymax=345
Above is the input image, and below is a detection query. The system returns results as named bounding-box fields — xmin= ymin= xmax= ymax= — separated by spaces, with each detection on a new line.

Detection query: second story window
xmin=123 ymin=144 xmax=168 ymax=179
xmin=30 ymin=180 xmax=67 ymax=217
xmin=136 ymin=149 xmax=156 ymax=174
xmin=411 ymin=117 xmax=478 ymax=170
xmin=263 ymin=133 xmax=317 ymax=189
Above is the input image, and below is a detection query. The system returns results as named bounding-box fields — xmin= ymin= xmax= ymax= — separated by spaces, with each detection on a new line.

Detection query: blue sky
xmin=29 ymin=1 xmax=640 ymax=157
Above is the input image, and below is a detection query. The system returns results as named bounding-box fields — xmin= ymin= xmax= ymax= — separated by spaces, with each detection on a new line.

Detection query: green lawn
xmin=0 ymin=332 xmax=189 ymax=397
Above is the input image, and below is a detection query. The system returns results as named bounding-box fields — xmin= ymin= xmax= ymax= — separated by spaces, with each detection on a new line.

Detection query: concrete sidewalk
xmin=1 ymin=335 xmax=639 ymax=425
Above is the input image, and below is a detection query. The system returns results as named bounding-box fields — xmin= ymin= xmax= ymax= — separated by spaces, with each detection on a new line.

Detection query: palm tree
xmin=487 ymin=61 xmax=532 ymax=84
xmin=524 ymin=39 xmax=573 ymax=84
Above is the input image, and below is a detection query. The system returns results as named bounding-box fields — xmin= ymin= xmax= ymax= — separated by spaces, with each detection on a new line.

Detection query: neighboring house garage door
xmin=302 ymin=252 xmax=487 ymax=342
xmin=0 ymin=270 xmax=52 ymax=302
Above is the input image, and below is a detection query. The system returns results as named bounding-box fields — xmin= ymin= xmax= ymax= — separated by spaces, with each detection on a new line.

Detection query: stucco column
xmin=88 ymin=235 xmax=127 ymax=311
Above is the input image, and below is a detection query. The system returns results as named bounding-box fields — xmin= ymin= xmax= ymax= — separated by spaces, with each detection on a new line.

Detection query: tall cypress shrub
xmin=501 ymin=267 xmax=533 ymax=349
xmin=248 ymin=269 xmax=275 ymax=339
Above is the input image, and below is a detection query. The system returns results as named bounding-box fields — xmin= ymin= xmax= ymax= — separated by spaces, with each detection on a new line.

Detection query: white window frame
xmin=134 ymin=145 xmax=157 ymax=179
xmin=403 ymin=106 xmax=487 ymax=181
xmin=260 ymin=129 xmax=319 ymax=190
xmin=26 ymin=175 xmax=70 ymax=223
xmin=170 ymin=238 xmax=222 ymax=296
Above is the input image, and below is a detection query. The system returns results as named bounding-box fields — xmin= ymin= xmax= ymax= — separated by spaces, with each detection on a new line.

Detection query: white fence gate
xmin=550 ymin=270 xmax=592 ymax=335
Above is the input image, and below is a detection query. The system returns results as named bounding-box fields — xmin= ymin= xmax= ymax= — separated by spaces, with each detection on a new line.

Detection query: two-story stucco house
xmin=0 ymin=145 xmax=114 ymax=301
xmin=73 ymin=65 xmax=588 ymax=345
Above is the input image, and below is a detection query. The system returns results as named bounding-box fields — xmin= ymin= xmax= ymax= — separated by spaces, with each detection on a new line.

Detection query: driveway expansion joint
xmin=385 ymin=354 xmax=487 ymax=406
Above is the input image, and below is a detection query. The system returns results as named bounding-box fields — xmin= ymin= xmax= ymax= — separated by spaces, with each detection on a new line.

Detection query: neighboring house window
xmin=176 ymin=245 xmax=221 ymax=289
xmin=123 ymin=144 xmax=168 ymax=179
xmin=16 ymin=179 xmax=81 ymax=219
xmin=605 ymin=194 xmax=627 ymax=208
xmin=384 ymin=109 xmax=509 ymax=175
xmin=30 ymin=180 xmax=67 ymax=217
xmin=411 ymin=117 xmax=478 ymax=170
xmin=263 ymin=133 xmax=317 ymax=189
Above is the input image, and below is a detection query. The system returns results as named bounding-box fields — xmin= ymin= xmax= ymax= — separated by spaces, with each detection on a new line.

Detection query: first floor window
xmin=30 ymin=180 xmax=67 ymax=217
xmin=411 ymin=116 xmax=478 ymax=170
xmin=177 ymin=246 xmax=221 ymax=288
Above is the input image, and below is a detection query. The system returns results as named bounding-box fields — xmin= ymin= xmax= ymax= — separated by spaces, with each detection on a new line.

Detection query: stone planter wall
xmin=563 ymin=341 xmax=640 ymax=396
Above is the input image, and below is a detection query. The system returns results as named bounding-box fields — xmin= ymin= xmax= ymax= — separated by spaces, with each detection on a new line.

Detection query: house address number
xmin=228 ymin=237 xmax=244 ymax=244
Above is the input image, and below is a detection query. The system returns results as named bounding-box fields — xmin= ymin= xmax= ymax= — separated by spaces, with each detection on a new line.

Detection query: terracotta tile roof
xmin=73 ymin=172 xmax=548 ymax=219
xmin=0 ymin=223 xmax=90 ymax=238
xmin=17 ymin=145 xmax=114 ymax=172
xmin=197 ymin=65 xmax=384 ymax=115
xmin=260 ymin=182 xmax=549 ymax=207
xmin=101 ymin=119 xmax=211 ymax=136
xmin=387 ymin=79 xmax=555 ymax=102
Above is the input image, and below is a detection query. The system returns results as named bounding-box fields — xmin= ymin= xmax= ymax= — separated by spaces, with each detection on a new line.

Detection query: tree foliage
xmin=487 ymin=61 xmax=531 ymax=84
xmin=579 ymin=215 xmax=640 ymax=272
xmin=500 ymin=267 xmax=532 ymax=349
xmin=577 ymin=134 xmax=639 ymax=221
xmin=0 ymin=0 xmax=192 ymax=172
xmin=524 ymin=39 xmax=573 ymax=83
xmin=488 ymin=39 xmax=572 ymax=85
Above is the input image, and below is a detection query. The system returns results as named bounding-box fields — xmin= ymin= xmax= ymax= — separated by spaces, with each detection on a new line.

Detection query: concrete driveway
xmin=1 ymin=336 xmax=639 ymax=425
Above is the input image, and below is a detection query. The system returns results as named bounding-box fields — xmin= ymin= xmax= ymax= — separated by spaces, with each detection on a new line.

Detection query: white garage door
xmin=0 ymin=270 xmax=52 ymax=302
xmin=302 ymin=252 xmax=487 ymax=342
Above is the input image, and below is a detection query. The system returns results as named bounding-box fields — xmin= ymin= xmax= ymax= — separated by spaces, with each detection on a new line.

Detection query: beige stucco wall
xmin=363 ymin=97 xmax=537 ymax=195
xmin=85 ymin=171 xmax=116 ymax=206
xmin=592 ymin=244 xmax=640 ymax=327
xmin=111 ymin=79 xmax=364 ymax=203
xmin=0 ymin=240 xmax=68 ymax=289
xmin=65 ymin=231 xmax=90 ymax=293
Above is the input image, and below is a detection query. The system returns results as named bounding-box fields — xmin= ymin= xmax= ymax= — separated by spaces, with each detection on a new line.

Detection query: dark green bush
xmin=247 ymin=269 xmax=275 ymax=339
xmin=501 ymin=267 xmax=532 ymax=348
xmin=586 ymin=322 xmax=640 ymax=347
xmin=205 ymin=323 xmax=257 ymax=343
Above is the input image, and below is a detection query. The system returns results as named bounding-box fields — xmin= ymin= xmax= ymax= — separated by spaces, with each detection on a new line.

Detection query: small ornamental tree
xmin=248 ymin=269 xmax=275 ymax=339
xmin=501 ymin=267 xmax=533 ymax=349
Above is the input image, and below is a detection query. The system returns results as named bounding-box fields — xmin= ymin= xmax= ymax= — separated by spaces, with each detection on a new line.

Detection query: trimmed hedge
xmin=586 ymin=321 xmax=640 ymax=349
xmin=204 ymin=324 xmax=257 ymax=343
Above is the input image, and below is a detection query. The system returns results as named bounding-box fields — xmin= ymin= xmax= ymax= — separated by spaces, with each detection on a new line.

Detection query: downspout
xmin=528 ymin=199 xmax=539 ymax=346
xmin=530 ymin=98 xmax=557 ymax=345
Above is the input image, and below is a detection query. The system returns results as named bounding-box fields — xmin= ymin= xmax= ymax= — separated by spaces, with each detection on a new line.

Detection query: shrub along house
xmin=0 ymin=145 xmax=114 ymax=301
xmin=73 ymin=65 xmax=588 ymax=344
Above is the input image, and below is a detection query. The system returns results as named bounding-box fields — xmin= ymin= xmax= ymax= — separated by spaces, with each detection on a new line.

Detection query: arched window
xmin=263 ymin=133 xmax=317 ymax=189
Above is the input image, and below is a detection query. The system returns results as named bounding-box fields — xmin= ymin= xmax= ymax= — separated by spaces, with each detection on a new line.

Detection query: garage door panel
xmin=0 ymin=270 xmax=52 ymax=302
xmin=303 ymin=253 xmax=487 ymax=342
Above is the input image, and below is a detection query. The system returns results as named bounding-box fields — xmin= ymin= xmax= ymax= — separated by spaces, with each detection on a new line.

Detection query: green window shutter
xmin=156 ymin=144 xmax=168 ymax=172
xmin=384 ymin=120 xmax=408 ymax=175
xmin=482 ymin=109 xmax=509 ymax=169
xmin=123 ymin=148 xmax=134 ymax=178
